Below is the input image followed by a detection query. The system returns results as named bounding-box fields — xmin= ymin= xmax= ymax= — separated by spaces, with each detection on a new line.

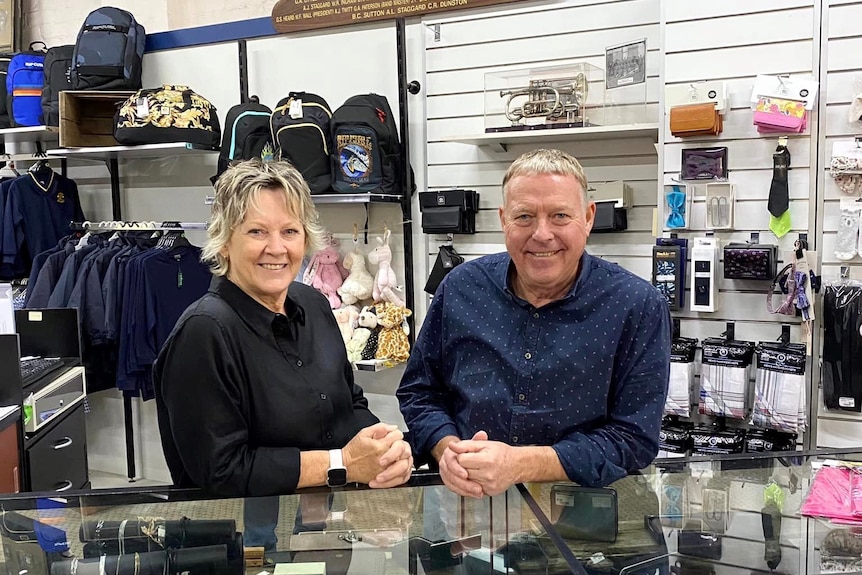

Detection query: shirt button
xmin=320 ymin=393 xmax=327 ymax=400
xmin=518 ymin=393 xmax=526 ymax=401
xmin=296 ymin=360 xmax=303 ymax=367
xmin=533 ymin=313 xmax=539 ymax=319
xmin=512 ymin=436 xmax=519 ymax=443
xmin=525 ymin=352 xmax=532 ymax=360
xmin=326 ymin=432 xmax=333 ymax=439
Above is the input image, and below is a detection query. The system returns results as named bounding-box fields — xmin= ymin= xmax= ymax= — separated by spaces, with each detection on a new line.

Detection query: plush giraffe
xmin=374 ymin=302 xmax=412 ymax=364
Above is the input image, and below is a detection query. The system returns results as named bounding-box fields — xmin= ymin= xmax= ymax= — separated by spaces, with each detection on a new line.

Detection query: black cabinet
xmin=25 ymin=403 xmax=88 ymax=492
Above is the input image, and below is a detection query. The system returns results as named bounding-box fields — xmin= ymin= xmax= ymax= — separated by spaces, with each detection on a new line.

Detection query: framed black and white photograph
xmin=605 ymin=39 xmax=646 ymax=89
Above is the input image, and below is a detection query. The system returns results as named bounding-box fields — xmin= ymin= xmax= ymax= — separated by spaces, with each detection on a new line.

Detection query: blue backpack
xmin=6 ymin=43 xmax=47 ymax=127
xmin=71 ymin=6 xmax=145 ymax=91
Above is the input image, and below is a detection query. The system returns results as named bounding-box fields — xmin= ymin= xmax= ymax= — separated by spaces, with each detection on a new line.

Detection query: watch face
xmin=327 ymin=468 xmax=347 ymax=487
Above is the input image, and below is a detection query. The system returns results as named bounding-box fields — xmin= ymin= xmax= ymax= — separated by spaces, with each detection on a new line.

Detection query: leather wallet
xmin=550 ymin=485 xmax=618 ymax=542
xmin=678 ymin=529 xmax=722 ymax=560
xmin=670 ymin=103 xmax=722 ymax=137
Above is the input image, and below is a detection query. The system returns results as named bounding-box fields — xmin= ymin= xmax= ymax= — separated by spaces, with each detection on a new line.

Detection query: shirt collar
xmin=501 ymin=251 xmax=595 ymax=307
xmin=210 ymin=276 xmax=306 ymax=333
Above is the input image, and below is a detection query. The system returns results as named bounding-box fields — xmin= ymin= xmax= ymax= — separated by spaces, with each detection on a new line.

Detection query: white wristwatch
xmin=327 ymin=448 xmax=347 ymax=487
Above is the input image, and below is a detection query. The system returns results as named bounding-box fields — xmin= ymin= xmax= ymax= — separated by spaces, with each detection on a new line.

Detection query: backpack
xmin=71 ymin=6 xmax=145 ymax=91
xmin=213 ymin=96 xmax=273 ymax=184
xmin=41 ymin=45 xmax=74 ymax=127
xmin=0 ymin=52 xmax=15 ymax=129
xmin=270 ymin=92 xmax=332 ymax=194
xmin=114 ymin=85 xmax=220 ymax=147
xmin=330 ymin=93 xmax=403 ymax=195
xmin=7 ymin=43 xmax=47 ymax=127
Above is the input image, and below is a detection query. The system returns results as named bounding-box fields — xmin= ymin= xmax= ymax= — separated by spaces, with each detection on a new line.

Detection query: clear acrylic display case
xmin=2 ymin=449 xmax=861 ymax=574
xmin=484 ymin=61 xmax=648 ymax=133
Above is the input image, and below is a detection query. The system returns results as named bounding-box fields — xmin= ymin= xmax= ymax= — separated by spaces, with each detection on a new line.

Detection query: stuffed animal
xmin=346 ymin=328 xmax=371 ymax=363
xmin=367 ymin=229 xmax=405 ymax=307
xmin=308 ymin=241 xmax=345 ymax=309
xmin=332 ymin=305 xmax=359 ymax=347
xmin=338 ymin=245 xmax=374 ymax=305
xmin=357 ymin=305 xmax=381 ymax=361
xmin=375 ymin=301 xmax=412 ymax=364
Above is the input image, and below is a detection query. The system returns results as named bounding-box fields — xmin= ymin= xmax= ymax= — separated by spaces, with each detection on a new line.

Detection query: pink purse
xmin=753 ymin=97 xmax=808 ymax=134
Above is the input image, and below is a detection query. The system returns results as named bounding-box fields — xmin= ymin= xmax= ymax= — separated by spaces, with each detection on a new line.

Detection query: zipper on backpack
xmin=229 ymin=111 xmax=271 ymax=159
xmin=273 ymin=101 xmax=331 ymax=118
xmin=276 ymin=123 xmax=328 ymax=156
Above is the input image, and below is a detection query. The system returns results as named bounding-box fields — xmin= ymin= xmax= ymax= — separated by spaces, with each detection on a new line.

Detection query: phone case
xmin=550 ymin=485 xmax=618 ymax=542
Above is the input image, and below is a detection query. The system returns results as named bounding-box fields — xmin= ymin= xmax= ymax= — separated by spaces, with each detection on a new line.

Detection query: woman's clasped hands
xmin=343 ymin=423 xmax=413 ymax=488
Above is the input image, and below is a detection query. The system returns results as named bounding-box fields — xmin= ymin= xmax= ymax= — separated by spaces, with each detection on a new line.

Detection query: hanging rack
xmin=69 ymin=220 xmax=208 ymax=231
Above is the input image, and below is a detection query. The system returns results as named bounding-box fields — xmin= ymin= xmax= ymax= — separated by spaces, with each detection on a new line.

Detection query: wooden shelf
xmin=443 ymin=123 xmax=659 ymax=152
xmin=46 ymin=142 xmax=218 ymax=161
xmin=0 ymin=126 xmax=59 ymax=144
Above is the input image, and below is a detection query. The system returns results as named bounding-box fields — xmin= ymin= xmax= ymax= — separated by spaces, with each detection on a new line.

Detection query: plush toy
xmin=357 ymin=305 xmax=381 ymax=361
xmin=367 ymin=229 xmax=405 ymax=307
xmin=308 ymin=240 xmax=345 ymax=309
xmin=374 ymin=301 xmax=412 ymax=364
xmin=332 ymin=305 xmax=359 ymax=347
xmin=338 ymin=244 xmax=374 ymax=305
xmin=346 ymin=327 xmax=371 ymax=363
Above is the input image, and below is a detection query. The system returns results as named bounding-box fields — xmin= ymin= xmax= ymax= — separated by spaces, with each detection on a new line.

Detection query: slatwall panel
xmin=661 ymin=2 xmax=818 ymax=466
xmin=815 ymin=0 xmax=862 ymax=446
xmin=420 ymin=0 xmax=661 ymax=323
xmin=662 ymin=0 xmax=818 ymax=344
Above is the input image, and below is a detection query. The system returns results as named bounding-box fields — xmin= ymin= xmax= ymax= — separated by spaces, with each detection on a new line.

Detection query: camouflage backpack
xmin=114 ymin=84 xmax=220 ymax=147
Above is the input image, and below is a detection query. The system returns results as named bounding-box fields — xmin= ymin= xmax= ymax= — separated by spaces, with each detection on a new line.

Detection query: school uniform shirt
xmin=153 ymin=275 xmax=379 ymax=496
xmin=397 ymin=251 xmax=672 ymax=488
xmin=1 ymin=172 xmax=84 ymax=271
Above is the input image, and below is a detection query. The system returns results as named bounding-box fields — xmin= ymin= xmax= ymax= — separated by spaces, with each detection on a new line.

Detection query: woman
xmin=153 ymin=159 xmax=412 ymax=551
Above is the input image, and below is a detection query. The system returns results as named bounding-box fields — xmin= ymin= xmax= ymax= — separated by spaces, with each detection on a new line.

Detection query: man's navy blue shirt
xmin=397 ymin=251 xmax=671 ymax=488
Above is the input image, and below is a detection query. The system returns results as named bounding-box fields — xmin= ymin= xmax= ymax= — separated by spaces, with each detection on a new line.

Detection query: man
xmin=397 ymin=148 xmax=670 ymax=498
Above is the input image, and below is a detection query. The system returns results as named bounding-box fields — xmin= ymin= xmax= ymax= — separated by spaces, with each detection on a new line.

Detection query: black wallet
xmin=550 ymin=485 xmax=618 ymax=542
xmin=678 ymin=527 xmax=722 ymax=560
xmin=419 ymin=190 xmax=479 ymax=234
xmin=591 ymin=201 xmax=628 ymax=233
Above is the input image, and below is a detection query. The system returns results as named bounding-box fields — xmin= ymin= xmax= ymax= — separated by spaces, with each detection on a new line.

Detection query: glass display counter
xmin=0 ymin=448 xmax=861 ymax=575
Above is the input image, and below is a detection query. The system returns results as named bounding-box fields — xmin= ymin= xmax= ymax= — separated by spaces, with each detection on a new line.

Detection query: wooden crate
xmin=59 ymin=91 xmax=134 ymax=148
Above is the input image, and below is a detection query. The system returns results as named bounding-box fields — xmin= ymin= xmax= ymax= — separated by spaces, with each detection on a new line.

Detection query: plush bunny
xmin=332 ymin=305 xmax=359 ymax=347
xmin=374 ymin=302 xmax=412 ymax=364
xmin=338 ymin=245 xmax=374 ymax=305
xmin=346 ymin=327 xmax=371 ymax=363
xmin=367 ymin=229 xmax=405 ymax=308
xmin=309 ymin=241 xmax=345 ymax=309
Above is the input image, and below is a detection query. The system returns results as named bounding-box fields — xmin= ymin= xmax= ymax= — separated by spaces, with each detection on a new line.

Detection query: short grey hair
xmin=501 ymin=148 xmax=589 ymax=207
xmin=202 ymin=159 xmax=325 ymax=276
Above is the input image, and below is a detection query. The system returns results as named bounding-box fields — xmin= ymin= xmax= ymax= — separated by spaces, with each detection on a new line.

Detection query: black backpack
xmin=71 ymin=6 xmax=145 ymax=91
xmin=270 ymin=92 xmax=332 ymax=194
xmin=213 ymin=96 xmax=273 ymax=184
xmin=42 ymin=45 xmax=74 ymax=127
xmin=0 ymin=52 xmax=14 ymax=129
xmin=330 ymin=93 xmax=404 ymax=195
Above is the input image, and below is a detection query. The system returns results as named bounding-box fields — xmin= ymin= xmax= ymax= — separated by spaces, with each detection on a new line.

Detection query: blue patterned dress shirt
xmin=397 ymin=251 xmax=671 ymax=487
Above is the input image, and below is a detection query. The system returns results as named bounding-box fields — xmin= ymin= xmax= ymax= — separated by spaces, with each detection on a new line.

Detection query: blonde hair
xmin=501 ymin=148 xmax=589 ymax=207
xmin=203 ymin=159 xmax=325 ymax=276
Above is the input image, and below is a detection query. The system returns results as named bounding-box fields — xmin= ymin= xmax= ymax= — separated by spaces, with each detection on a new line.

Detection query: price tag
xmin=135 ymin=97 xmax=149 ymax=118
xmin=289 ymin=98 xmax=303 ymax=119
xmin=689 ymin=460 xmax=714 ymax=480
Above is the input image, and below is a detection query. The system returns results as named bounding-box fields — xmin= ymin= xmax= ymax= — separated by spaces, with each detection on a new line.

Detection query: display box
xmin=483 ymin=61 xmax=647 ymax=133
xmin=59 ymin=91 xmax=134 ymax=148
